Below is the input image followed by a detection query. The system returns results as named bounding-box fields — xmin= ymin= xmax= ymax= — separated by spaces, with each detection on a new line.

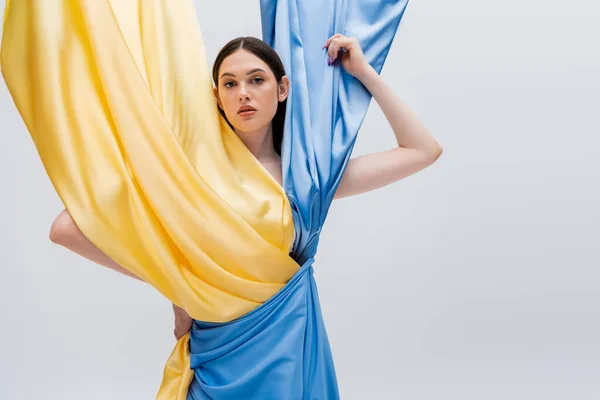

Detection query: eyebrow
xmin=220 ymin=68 xmax=266 ymax=80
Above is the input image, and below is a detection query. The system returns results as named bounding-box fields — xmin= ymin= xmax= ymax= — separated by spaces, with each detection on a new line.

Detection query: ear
xmin=278 ymin=76 xmax=290 ymax=102
xmin=213 ymin=86 xmax=223 ymax=110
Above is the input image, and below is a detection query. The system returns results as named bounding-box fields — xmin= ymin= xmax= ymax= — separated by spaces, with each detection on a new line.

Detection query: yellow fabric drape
xmin=1 ymin=1 xmax=300 ymax=397
xmin=157 ymin=332 xmax=194 ymax=399
xmin=1 ymin=0 xmax=300 ymax=322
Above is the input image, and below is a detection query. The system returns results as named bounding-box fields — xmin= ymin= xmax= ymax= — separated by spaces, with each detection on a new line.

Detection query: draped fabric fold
xmin=1 ymin=0 xmax=409 ymax=398
xmin=1 ymin=0 xmax=299 ymax=324
xmin=185 ymin=259 xmax=339 ymax=399
xmin=261 ymin=0 xmax=410 ymax=264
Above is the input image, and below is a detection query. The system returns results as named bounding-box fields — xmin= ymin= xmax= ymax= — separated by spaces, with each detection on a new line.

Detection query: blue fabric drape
xmin=188 ymin=259 xmax=338 ymax=399
xmin=187 ymin=1 xmax=410 ymax=398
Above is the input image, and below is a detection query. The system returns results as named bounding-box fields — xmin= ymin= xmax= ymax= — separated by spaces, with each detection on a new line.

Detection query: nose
xmin=238 ymin=83 xmax=251 ymax=102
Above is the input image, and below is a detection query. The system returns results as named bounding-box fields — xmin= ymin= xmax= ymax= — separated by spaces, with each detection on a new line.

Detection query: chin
xmin=233 ymin=117 xmax=268 ymax=131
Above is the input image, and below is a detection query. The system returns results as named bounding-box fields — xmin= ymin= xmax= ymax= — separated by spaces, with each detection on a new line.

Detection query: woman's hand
xmin=173 ymin=304 xmax=193 ymax=340
xmin=323 ymin=34 xmax=372 ymax=79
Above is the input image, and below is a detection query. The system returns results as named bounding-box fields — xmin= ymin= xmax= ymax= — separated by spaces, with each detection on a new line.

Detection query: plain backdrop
xmin=1 ymin=1 xmax=598 ymax=399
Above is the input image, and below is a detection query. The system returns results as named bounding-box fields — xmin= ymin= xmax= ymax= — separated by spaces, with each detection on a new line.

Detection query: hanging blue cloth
xmin=187 ymin=1 xmax=410 ymax=398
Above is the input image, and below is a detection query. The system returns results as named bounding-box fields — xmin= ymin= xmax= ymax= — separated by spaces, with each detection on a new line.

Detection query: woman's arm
xmin=49 ymin=209 xmax=144 ymax=281
xmin=49 ymin=209 xmax=193 ymax=339
xmin=324 ymin=34 xmax=443 ymax=200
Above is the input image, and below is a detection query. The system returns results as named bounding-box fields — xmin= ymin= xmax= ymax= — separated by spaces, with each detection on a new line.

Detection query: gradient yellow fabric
xmin=1 ymin=0 xmax=300 ymax=322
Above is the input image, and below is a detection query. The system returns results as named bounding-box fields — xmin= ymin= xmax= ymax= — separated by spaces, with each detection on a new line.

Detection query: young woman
xmin=3 ymin=0 xmax=430 ymax=397
xmin=50 ymin=34 xmax=441 ymax=340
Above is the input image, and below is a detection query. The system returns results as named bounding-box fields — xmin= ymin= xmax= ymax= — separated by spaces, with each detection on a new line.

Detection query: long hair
xmin=212 ymin=37 xmax=287 ymax=156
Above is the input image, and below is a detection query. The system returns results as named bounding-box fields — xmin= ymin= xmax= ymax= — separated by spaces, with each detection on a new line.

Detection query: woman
xmin=3 ymin=0 xmax=434 ymax=398
xmin=50 ymin=33 xmax=441 ymax=396
xmin=50 ymin=34 xmax=442 ymax=338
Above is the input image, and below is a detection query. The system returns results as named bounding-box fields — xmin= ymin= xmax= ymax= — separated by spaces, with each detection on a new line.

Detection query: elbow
xmin=426 ymin=144 xmax=443 ymax=163
xmin=49 ymin=209 xmax=75 ymax=244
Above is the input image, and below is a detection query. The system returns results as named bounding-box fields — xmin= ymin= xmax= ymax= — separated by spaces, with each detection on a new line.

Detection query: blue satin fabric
xmin=264 ymin=0 xmax=410 ymax=265
xmin=187 ymin=259 xmax=338 ymax=399
xmin=187 ymin=1 xmax=409 ymax=398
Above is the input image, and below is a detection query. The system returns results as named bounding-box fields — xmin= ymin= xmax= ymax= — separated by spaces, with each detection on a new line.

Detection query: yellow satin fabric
xmin=1 ymin=0 xmax=300 ymax=397
xmin=157 ymin=333 xmax=194 ymax=400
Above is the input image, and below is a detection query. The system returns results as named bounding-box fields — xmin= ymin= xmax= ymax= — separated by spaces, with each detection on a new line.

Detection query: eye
xmin=252 ymin=77 xmax=264 ymax=84
xmin=223 ymin=81 xmax=236 ymax=88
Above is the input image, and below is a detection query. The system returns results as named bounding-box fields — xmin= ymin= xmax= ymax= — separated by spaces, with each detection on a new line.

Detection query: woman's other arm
xmin=49 ymin=209 xmax=144 ymax=281
xmin=323 ymin=35 xmax=443 ymax=200
xmin=49 ymin=209 xmax=193 ymax=339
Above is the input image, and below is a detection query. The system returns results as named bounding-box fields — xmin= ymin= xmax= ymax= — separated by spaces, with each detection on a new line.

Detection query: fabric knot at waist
xmin=186 ymin=257 xmax=339 ymax=399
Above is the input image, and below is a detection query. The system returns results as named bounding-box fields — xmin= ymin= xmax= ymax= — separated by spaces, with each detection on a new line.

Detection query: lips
xmin=237 ymin=106 xmax=257 ymax=114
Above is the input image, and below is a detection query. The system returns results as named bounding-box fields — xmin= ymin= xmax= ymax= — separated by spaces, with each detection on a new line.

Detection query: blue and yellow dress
xmin=1 ymin=0 xmax=409 ymax=398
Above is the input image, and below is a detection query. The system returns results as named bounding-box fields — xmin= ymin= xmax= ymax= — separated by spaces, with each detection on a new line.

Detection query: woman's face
xmin=214 ymin=49 xmax=289 ymax=133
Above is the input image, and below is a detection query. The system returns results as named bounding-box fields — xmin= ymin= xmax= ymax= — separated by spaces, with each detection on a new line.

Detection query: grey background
xmin=1 ymin=0 xmax=598 ymax=399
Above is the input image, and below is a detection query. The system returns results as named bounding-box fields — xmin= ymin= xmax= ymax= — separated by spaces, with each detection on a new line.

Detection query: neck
xmin=235 ymin=123 xmax=279 ymax=161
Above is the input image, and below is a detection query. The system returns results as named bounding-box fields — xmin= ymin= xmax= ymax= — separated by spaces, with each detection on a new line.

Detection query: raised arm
xmin=324 ymin=34 xmax=443 ymax=200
